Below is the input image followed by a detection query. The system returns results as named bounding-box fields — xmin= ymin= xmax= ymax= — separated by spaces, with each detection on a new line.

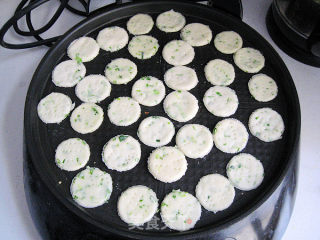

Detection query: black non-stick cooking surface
xmin=24 ymin=1 xmax=300 ymax=239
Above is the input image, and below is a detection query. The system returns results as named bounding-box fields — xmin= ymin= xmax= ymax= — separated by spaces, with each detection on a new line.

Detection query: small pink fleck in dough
xmin=186 ymin=218 xmax=192 ymax=224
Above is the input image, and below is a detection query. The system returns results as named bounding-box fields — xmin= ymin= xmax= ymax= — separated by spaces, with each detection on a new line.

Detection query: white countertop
xmin=0 ymin=0 xmax=319 ymax=239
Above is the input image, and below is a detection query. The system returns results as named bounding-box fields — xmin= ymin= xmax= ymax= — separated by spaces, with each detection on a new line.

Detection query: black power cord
xmin=0 ymin=0 xmax=93 ymax=49
xmin=65 ymin=0 xmax=91 ymax=16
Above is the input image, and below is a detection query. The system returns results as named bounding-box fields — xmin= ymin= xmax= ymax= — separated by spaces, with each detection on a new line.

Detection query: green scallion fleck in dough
xmin=75 ymin=53 xmax=82 ymax=64
xmin=92 ymin=107 xmax=99 ymax=115
xmin=119 ymin=135 xmax=128 ymax=142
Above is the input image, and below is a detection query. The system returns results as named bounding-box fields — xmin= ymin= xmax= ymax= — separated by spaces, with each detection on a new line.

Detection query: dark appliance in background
xmin=267 ymin=0 xmax=320 ymax=67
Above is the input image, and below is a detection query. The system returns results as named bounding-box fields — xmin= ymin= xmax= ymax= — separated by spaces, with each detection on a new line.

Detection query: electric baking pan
xmin=24 ymin=1 xmax=301 ymax=239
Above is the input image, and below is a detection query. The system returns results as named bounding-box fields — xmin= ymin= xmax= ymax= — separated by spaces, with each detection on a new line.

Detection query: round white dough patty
xmin=162 ymin=40 xmax=195 ymax=66
xmin=127 ymin=14 xmax=154 ymax=35
xmin=227 ymin=153 xmax=264 ymax=191
xmin=161 ymin=190 xmax=201 ymax=231
xmin=156 ymin=10 xmax=186 ymax=32
xmin=97 ymin=26 xmax=128 ymax=52
xmin=234 ymin=47 xmax=265 ymax=73
xmin=118 ymin=185 xmax=158 ymax=226
xmin=131 ymin=76 xmax=165 ymax=106
xmin=67 ymin=36 xmax=100 ymax=62
xmin=164 ymin=66 xmax=198 ymax=91
xmin=204 ymin=59 xmax=235 ymax=86
xmin=107 ymin=97 xmax=141 ymax=126
xmin=37 ymin=92 xmax=74 ymax=124
xmin=148 ymin=146 xmax=187 ymax=183
xmin=52 ymin=60 xmax=86 ymax=87
xmin=102 ymin=135 xmax=141 ymax=172
xmin=55 ymin=138 xmax=90 ymax=171
xmin=105 ymin=58 xmax=137 ymax=85
xmin=137 ymin=116 xmax=175 ymax=147
xmin=180 ymin=23 xmax=212 ymax=47
xmin=248 ymin=74 xmax=278 ymax=102
xmin=70 ymin=103 xmax=104 ymax=134
xmin=203 ymin=86 xmax=239 ymax=117
xmin=214 ymin=31 xmax=243 ymax=54
xmin=75 ymin=74 xmax=111 ymax=103
xmin=70 ymin=167 xmax=112 ymax=208
xmin=196 ymin=174 xmax=235 ymax=213
xmin=163 ymin=91 xmax=198 ymax=122
xmin=176 ymin=124 xmax=213 ymax=159
xmin=128 ymin=35 xmax=159 ymax=59
xmin=213 ymin=118 xmax=249 ymax=153
xmin=248 ymin=108 xmax=285 ymax=142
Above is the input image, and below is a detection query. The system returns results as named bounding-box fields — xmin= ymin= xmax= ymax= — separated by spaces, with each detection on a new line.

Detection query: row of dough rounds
xmin=51 ymin=57 xmax=137 ymax=88
xmin=70 ymin=150 xmax=264 ymax=231
xmin=42 ymin=56 xmax=278 ymax=124
xmin=39 ymin=57 xmax=279 ymax=126
xmin=39 ymin=87 xmax=284 ymax=146
xmin=42 ymin=70 xmax=278 ymax=127
xmin=54 ymin=108 xmax=283 ymax=175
